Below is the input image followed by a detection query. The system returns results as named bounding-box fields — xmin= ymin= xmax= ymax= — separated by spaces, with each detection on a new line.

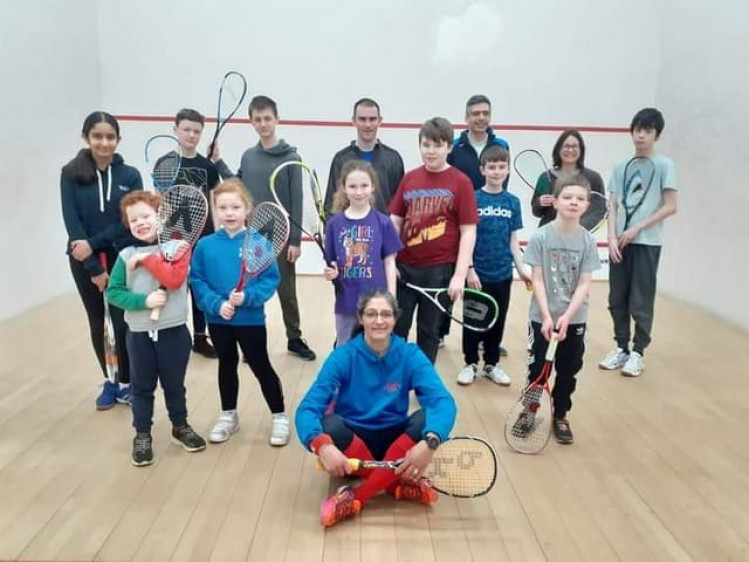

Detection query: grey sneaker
xmin=599 ymin=347 xmax=629 ymax=370
xmin=171 ymin=425 xmax=207 ymax=452
xmin=209 ymin=411 xmax=240 ymax=443
xmin=132 ymin=433 xmax=154 ymax=466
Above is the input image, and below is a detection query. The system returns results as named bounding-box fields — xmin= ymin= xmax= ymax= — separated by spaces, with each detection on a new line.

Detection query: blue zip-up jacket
xmin=295 ymin=333 xmax=456 ymax=450
xmin=447 ymin=127 xmax=510 ymax=190
xmin=60 ymin=151 xmax=143 ymax=275
xmin=189 ymin=228 xmax=280 ymax=326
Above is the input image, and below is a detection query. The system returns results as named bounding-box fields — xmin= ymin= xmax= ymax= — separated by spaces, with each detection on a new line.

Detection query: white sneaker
xmin=209 ymin=411 xmax=239 ymax=443
xmin=621 ymin=351 xmax=644 ymax=377
xmin=457 ymin=364 xmax=477 ymax=385
xmin=599 ymin=348 xmax=629 ymax=370
xmin=483 ymin=364 xmax=511 ymax=386
xmin=269 ymin=414 xmax=290 ymax=446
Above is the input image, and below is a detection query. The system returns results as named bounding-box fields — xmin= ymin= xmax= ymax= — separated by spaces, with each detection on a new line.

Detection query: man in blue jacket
xmin=445 ymin=95 xmax=511 ymax=354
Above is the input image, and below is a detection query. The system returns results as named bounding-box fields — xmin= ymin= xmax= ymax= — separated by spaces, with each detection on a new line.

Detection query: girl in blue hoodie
xmin=190 ymin=179 xmax=290 ymax=447
xmin=295 ymin=289 xmax=457 ymax=527
xmin=60 ymin=111 xmax=143 ymax=410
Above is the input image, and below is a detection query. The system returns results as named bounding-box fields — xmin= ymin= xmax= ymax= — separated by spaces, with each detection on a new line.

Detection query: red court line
xmin=115 ymin=114 xmax=628 ymax=134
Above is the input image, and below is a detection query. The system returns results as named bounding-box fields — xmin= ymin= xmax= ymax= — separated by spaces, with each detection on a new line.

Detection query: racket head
xmin=145 ymin=135 xmax=182 ymax=192
xmin=216 ymin=71 xmax=248 ymax=128
xmin=622 ymin=156 xmax=656 ymax=225
xmin=514 ymin=149 xmax=552 ymax=193
xmin=241 ymin=202 xmax=290 ymax=279
xmin=580 ymin=190 xmax=609 ymax=232
xmin=208 ymin=71 xmax=248 ymax=159
xmin=461 ymin=289 xmax=500 ymax=332
xmin=504 ymin=333 xmax=559 ymax=454
xmin=425 ymin=436 xmax=498 ymax=497
xmin=156 ymin=185 xmax=208 ymax=261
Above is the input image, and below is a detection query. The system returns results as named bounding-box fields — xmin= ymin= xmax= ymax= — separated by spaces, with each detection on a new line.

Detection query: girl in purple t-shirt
xmin=324 ymin=160 xmax=402 ymax=347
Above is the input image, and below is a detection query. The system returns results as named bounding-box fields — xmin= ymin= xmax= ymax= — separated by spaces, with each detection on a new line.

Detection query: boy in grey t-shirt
xmin=523 ymin=175 xmax=601 ymax=444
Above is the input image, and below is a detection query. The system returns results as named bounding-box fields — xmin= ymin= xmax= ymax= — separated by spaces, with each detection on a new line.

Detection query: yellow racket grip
xmin=524 ymin=281 xmax=533 ymax=292
xmin=315 ymin=458 xmax=362 ymax=471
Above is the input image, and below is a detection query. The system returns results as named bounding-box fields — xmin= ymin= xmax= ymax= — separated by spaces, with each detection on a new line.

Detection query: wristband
xmin=310 ymin=433 xmax=333 ymax=453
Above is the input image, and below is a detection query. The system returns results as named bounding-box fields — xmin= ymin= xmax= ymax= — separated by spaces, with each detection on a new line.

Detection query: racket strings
xmin=152 ymin=152 xmax=180 ymax=190
xmin=580 ymin=191 xmax=609 ymax=232
xmin=425 ymin=438 xmax=497 ymax=497
xmin=244 ymin=203 xmax=290 ymax=275
xmin=504 ymin=385 xmax=553 ymax=454
xmin=514 ymin=149 xmax=551 ymax=191
xmin=217 ymin=72 xmax=247 ymax=124
xmin=158 ymin=186 xmax=208 ymax=260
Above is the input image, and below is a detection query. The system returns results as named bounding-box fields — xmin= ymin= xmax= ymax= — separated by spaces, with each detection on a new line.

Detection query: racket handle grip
xmin=150 ymin=306 xmax=162 ymax=321
xmin=315 ymin=459 xmax=361 ymax=472
xmin=525 ymin=281 xmax=533 ymax=292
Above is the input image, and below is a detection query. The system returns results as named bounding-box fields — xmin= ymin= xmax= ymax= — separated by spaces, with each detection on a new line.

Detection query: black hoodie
xmin=60 ymin=150 xmax=143 ymax=275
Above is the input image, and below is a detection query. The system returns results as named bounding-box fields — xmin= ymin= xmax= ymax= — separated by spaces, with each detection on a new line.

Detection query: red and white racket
xmin=504 ymin=332 xmax=559 ymax=454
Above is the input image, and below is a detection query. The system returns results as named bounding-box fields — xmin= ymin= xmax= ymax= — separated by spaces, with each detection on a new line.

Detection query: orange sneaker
xmin=319 ymin=485 xmax=361 ymax=527
xmin=393 ymin=479 xmax=439 ymax=505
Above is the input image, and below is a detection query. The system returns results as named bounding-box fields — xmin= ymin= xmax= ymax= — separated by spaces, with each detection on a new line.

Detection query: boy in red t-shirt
xmin=389 ymin=117 xmax=478 ymax=363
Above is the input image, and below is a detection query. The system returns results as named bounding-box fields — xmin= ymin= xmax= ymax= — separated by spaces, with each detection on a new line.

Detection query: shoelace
xmin=333 ymin=491 xmax=357 ymax=518
xmin=134 ymin=438 xmax=150 ymax=453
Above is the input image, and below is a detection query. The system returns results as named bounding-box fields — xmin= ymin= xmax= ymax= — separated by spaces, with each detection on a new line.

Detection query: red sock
xmin=343 ymin=435 xmax=374 ymax=478
xmin=354 ymin=434 xmax=415 ymax=506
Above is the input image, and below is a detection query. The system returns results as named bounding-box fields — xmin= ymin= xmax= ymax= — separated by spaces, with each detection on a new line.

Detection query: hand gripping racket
xmin=622 ymin=156 xmax=656 ymax=230
xmin=207 ymin=71 xmax=248 ymax=160
xmin=319 ymin=436 xmax=497 ymax=498
xmin=269 ymin=160 xmax=340 ymax=293
xmin=99 ymin=253 xmax=119 ymax=384
xmin=504 ymin=332 xmax=559 ymax=454
xmin=235 ymin=201 xmax=290 ymax=292
xmin=150 ymin=185 xmax=208 ymax=320
xmin=144 ymin=134 xmax=182 ymax=193
xmin=403 ymin=283 xmax=499 ymax=332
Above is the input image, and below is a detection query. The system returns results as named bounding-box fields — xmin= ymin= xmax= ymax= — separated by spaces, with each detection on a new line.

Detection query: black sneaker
xmin=553 ymin=418 xmax=574 ymax=445
xmin=132 ymin=433 xmax=154 ymax=466
xmin=287 ymin=338 xmax=316 ymax=361
xmin=193 ymin=335 xmax=217 ymax=359
xmin=171 ymin=425 xmax=207 ymax=452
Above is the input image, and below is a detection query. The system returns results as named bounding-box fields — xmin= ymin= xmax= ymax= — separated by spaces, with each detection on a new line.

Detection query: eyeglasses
xmin=562 ymin=144 xmax=580 ymax=151
xmin=362 ymin=309 xmax=395 ymax=320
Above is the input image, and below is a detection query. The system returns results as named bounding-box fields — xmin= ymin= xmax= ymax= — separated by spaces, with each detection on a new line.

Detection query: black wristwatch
xmin=424 ymin=433 xmax=440 ymax=451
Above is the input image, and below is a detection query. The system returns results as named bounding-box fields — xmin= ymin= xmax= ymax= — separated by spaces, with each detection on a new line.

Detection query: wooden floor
xmin=0 ymin=278 xmax=747 ymax=562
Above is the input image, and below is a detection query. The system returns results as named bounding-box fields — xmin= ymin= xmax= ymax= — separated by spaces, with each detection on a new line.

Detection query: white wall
xmin=656 ymin=0 xmax=749 ymax=328
xmin=0 ymin=0 xmax=101 ymax=319
xmin=4 ymin=0 xmax=745 ymax=329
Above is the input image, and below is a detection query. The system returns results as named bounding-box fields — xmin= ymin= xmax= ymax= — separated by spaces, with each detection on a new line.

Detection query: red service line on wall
xmin=115 ymin=115 xmax=629 ymax=134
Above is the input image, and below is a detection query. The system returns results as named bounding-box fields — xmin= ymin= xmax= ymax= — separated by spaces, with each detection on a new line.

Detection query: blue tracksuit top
xmin=295 ymin=333 xmax=456 ymax=449
xmin=189 ymin=228 xmax=280 ymax=326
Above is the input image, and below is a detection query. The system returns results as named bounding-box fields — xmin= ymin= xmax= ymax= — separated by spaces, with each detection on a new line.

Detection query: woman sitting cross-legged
xmin=295 ymin=289 xmax=457 ymax=527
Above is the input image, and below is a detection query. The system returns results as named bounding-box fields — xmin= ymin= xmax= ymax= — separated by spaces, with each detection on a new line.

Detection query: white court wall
xmin=655 ymin=0 xmax=749 ymax=329
xmin=5 ymin=0 xmax=745 ymax=330
xmin=0 ymin=0 xmax=101 ymax=320
xmin=97 ymin=0 xmax=647 ymax=279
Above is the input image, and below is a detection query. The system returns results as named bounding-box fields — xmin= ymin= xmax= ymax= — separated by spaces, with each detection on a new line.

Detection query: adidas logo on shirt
xmin=478 ymin=206 xmax=513 ymax=218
